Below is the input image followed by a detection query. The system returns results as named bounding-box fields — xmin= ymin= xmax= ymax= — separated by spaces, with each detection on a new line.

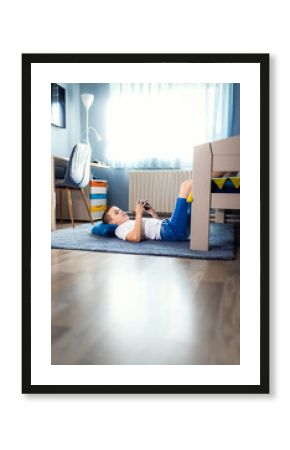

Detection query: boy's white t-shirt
xmin=115 ymin=218 xmax=162 ymax=241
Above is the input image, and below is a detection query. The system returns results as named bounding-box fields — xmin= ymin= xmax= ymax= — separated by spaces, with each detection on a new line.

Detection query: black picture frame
xmin=22 ymin=53 xmax=269 ymax=394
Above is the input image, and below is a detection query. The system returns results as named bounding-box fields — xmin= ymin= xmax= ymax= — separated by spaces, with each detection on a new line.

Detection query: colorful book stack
xmin=89 ymin=180 xmax=107 ymax=220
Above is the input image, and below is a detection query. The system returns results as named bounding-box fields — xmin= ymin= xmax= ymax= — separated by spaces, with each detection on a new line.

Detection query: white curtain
xmin=105 ymin=83 xmax=234 ymax=168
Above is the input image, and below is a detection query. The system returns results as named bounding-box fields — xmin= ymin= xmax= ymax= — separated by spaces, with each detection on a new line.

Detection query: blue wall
xmin=95 ymin=167 xmax=129 ymax=211
xmin=53 ymin=83 xmax=240 ymax=211
xmin=51 ymin=83 xmax=80 ymax=157
xmin=232 ymin=83 xmax=240 ymax=136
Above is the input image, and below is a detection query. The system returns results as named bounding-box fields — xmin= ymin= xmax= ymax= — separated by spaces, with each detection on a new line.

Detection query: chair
xmin=55 ymin=143 xmax=94 ymax=228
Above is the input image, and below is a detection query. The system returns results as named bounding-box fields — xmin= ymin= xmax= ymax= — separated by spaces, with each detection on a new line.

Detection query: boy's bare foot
xmin=179 ymin=180 xmax=192 ymax=198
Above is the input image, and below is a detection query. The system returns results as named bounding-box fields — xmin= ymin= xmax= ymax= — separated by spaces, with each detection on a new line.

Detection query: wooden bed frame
xmin=190 ymin=135 xmax=240 ymax=251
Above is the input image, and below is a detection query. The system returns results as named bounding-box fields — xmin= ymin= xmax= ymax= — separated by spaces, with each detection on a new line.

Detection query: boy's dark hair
xmin=102 ymin=206 xmax=112 ymax=224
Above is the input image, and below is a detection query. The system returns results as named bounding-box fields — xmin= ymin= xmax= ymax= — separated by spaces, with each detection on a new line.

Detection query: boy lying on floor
xmin=102 ymin=180 xmax=192 ymax=242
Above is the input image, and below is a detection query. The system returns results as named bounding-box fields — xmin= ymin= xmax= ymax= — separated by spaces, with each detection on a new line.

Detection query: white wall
xmin=1 ymin=2 xmax=287 ymax=450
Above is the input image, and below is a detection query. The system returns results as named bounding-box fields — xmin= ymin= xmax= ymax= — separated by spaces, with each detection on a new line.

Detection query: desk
xmin=51 ymin=155 xmax=109 ymax=230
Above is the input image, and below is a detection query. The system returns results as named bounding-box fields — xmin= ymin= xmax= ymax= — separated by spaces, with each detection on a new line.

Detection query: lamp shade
xmin=81 ymin=93 xmax=94 ymax=109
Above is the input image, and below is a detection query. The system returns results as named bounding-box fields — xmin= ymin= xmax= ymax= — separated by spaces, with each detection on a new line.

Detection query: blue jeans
xmin=160 ymin=197 xmax=191 ymax=241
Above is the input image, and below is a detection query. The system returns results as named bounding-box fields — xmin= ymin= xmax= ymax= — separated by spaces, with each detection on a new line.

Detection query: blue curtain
xmin=105 ymin=83 xmax=236 ymax=169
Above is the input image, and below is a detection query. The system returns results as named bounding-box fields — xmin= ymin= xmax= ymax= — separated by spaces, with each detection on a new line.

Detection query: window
xmin=105 ymin=83 xmax=234 ymax=168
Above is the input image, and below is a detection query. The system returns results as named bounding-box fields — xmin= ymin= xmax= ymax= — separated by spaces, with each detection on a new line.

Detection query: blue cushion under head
xmin=91 ymin=221 xmax=117 ymax=237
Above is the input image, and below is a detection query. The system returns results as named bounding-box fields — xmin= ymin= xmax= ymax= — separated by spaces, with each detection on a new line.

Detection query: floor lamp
xmin=81 ymin=93 xmax=102 ymax=146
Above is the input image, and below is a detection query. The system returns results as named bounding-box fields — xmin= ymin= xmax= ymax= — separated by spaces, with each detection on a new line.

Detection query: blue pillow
xmin=91 ymin=221 xmax=117 ymax=237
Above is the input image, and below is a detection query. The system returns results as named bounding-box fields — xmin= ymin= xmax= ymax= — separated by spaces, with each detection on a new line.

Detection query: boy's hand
xmin=140 ymin=200 xmax=153 ymax=213
xmin=145 ymin=202 xmax=160 ymax=219
xmin=135 ymin=201 xmax=145 ymax=217
xmin=146 ymin=204 xmax=155 ymax=215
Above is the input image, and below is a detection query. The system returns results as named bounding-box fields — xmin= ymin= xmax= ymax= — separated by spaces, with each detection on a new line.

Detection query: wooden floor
xmin=51 ymin=222 xmax=240 ymax=365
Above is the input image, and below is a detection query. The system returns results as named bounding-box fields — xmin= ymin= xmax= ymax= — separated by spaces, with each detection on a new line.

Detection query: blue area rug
xmin=51 ymin=223 xmax=237 ymax=260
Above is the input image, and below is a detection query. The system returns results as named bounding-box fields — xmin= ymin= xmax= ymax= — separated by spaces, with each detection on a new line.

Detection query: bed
xmin=190 ymin=135 xmax=240 ymax=251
